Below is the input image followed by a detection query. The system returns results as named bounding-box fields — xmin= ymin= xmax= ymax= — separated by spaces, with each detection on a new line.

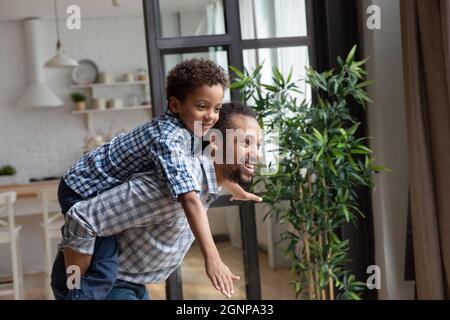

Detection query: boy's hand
xmin=179 ymin=191 xmax=240 ymax=297
xmin=205 ymin=257 xmax=240 ymax=298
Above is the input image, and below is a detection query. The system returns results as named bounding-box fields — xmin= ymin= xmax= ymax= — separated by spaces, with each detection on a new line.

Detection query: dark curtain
xmin=400 ymin=0 xmax=450 ymax=299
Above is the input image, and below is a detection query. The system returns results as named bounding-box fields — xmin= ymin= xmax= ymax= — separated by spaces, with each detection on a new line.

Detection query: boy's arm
xmin=221 ymin=180 xmax=263 ymax=202
xmin=149 ymin=135 xmax=201 ymax=202
xmin=178 ymin=191 xmax=240 ymax=298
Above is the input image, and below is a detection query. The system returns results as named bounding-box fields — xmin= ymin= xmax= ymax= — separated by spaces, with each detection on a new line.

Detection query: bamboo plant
xmin=230 ymin=46 xmax=385 ymax=300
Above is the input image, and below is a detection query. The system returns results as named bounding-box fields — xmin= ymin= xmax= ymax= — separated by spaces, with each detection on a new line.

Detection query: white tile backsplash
xmin=0 ymin=16 xmax=151 ymax=182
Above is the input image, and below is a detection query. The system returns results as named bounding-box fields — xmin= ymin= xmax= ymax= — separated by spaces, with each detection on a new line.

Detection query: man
xmin=51 ymin=102 xmax=263 ymax=300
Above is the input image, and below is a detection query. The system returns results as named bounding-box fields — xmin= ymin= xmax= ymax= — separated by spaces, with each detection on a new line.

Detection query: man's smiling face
xmin=221 ymin=114 xmax=262 ymax=185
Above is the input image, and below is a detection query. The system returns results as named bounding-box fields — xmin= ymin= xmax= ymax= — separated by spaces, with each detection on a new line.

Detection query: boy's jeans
xmin=51 ymin=179 xmax=119 ymax=300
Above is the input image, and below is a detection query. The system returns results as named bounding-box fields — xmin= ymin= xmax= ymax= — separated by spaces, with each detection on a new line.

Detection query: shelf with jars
xmin=69 ymin=69 xmax=152 ymax=132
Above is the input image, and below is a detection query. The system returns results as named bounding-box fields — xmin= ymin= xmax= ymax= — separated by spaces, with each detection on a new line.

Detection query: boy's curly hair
xmin=166 ymin=58 xmax=229 ymax=105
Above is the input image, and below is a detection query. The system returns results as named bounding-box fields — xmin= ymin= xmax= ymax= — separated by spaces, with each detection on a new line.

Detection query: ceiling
xmin=0 ymin=0 xmax=214 ymax=21
xmin=0 ymin=0 xmax=144 ymax=21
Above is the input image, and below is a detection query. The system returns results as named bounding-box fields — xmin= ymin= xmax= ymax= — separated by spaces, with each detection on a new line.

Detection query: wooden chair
xmin=0 ymin=191 xmax=24 ymax=299
xmin=39 ymin=188 xmax=64 ymax=300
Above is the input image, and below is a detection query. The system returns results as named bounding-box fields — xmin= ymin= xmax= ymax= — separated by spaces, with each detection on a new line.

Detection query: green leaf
xmin=359 ymin=93 xmax=374 ymax=104
xmin=273 ymin=67 xmax=285 ymax=86
xmin=287 ymin=66 xmax=293 ymax=84
xmin=351 ymin=149 xmax=371 ymax=155
xmin=348 ymin=123 xmax=360 ymax=135
xmin=315 ymin=148 xmax=325 ymax=162
xmin=352 ymin=57 xmax=369 ymax=68
xmin=326 ymin=157 xmax=337 ymax=175
xmin=339 ymin=128 xmax=347 ymax=138
xmin=349 ymin=292 xmax=362 ymax=300
xmin=312 ymin=128 xmax=324 ymax=144
xmin=300 ymin=136 xmax=312 ymax=144
xmin=229 ymin=65 xmax=245 ymax=78
xmin=348 ymin=205 xmax=365 ymax=218
xmin=347 ymin=155 xmax=359 ymax=171
xmin=346 ymin=45 xmax=357 ymax=64
xmin=343 ymin=206 xmax=350 ymax=222
xmin=333 ymin=80 xmax=339 ymax=95
xmin=252 ymin=64 xmax=264 ymax=77
xmin=350 ymin=172 xmax=367 ymax=186
xmin=229 ymin=82 xmax=243 ymax=90
xmin=371 ymin=165 xmax=390 ymax=173
xmin=357 ymin=80 xmax=375 ymax=88
xmin=355 ymin=144 xmax=373 ymax=154
xmin=318 ymin=96 xmax=327 ymax=109
xmin=261 ymin=84 xmax=279 ymax=92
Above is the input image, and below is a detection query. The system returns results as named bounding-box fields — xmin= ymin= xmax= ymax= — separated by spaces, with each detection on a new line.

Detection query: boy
xmin=57 ymin=59 xmax=261 ymax=299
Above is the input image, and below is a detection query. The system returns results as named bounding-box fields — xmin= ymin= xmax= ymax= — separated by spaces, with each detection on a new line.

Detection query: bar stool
xmin=0 ymin=191 xmax=24 ymax=299
xmin=39 ymin=188 xmax=64 ymax=300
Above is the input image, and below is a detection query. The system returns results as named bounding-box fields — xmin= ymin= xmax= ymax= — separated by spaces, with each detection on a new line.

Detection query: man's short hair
xmin=213 ymin=102 xmax=257 ymax=136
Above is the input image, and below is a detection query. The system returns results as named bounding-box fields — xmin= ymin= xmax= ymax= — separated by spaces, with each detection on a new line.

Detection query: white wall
xmin=0 ymin=16 xmax=152 ymax=274
xmin=359 ymin=0 xmax=415 ymax=299
xmin=0 ymin=13 xmax=277 ymax=275
xmin=0 ymin=16 xmax=150 ymax=183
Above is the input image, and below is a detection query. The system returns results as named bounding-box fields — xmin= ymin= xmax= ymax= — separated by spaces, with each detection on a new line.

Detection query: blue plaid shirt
xmin=63 ymin=110 xmax=199 ymax=201
xmin=62 ymin=155 xmax=220 ymax=284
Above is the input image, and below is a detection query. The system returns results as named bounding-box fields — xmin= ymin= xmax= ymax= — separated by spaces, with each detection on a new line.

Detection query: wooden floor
xmin=148 ymin=242 xmax=296 ymax=300
xmin=0 ymin=242 xmax=296 ymax=300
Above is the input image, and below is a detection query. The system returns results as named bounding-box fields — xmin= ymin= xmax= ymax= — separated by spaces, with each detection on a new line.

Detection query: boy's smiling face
xmin=168 ymin=84 xmax=224 ymax=136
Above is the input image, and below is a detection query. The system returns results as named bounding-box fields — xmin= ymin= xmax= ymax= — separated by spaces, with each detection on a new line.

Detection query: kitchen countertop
xmin=0 ymin=179 xmax=60 ymax=199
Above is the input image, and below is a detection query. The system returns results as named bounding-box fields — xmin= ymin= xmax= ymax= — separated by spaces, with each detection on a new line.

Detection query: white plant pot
xmin=93 ymin=98 xmax=106 ymax=110
xmin=0 ymin=175 xmax=18 ymax=186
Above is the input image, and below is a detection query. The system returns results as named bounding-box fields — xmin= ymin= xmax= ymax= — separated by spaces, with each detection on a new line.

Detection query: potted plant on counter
xmin=71 ymin=92 xmax=87 ymax=112
xmin=0 ymin=165 xmax=17 ymax=186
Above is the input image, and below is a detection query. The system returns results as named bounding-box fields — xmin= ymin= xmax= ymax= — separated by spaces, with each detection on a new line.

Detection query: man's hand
xmin=63 ymin=247 xmax=92 ymax=276
xmin=230 ymin=189 xmax=262 ymax=202
xmin=205 ymin=257 xmax=240 ymax=298
xmin=224 ymin=181 xmax=262 ymax=202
